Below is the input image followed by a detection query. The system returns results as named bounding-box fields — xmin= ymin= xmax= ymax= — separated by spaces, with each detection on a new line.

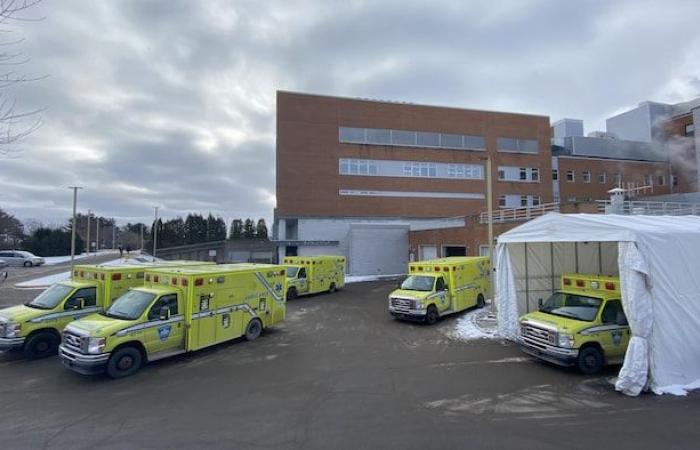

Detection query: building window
xmin=498 ymin=169 xmax=506 ymax=180
xmin=598 ymin=172 xmax=607 ymax=184
xmin=582 ymin=170 xmax=591 ymax=183
xmin=531 ymin=168 xmax=539 ymax=182
xmin=447 ymin=164 xmax=483 ymax=179
xmin=672 ymin=175 xmax=679 ymax=187
xmin=567 ymin=196 xmax=577 ymax=202
xmin=613 ymin=173 xmax=622 ymax=186
xmin=497 ymin=137 xmax=539 ymax=154
xmin=533 ymin=196 xmax=541 ymax=207
xmin=685 ymin=123 xmax=695 ymax=136
xmin=498 ymin=166 xmax=540 ymax=182
xmin=552 ymin=169 xmax=559 ymax=181
xmin=404 ymin=161 xmax=437 ymax=178
xmin=519 ymin=168 xmax=528 ymax=180
xmin=339 ymin=126 xmax=485 ymax=151
xmin=520 ymin=196 xmax=528 ymax=207
xmin=339 ymin=159 xmax=378 ymax=176
xmin=566 ymin=170 xmax=575 ymax=182
xmin=644 ymin=175 xmax=653 ymax=186
xmin=657 ymin=175 xmax=665 ymax=186
xmin=499 ymin=195 xmax=506 ymax=207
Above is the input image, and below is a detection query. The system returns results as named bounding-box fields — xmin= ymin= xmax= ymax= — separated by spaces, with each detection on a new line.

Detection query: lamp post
xmin=68 ymin=186 xmax=83 ymax=271
xmin=86 ymin=209 xmax=91 ymax=256
xmin=479 ymin=156 xmax=496 ymax=313
xmin=153 ymin=206 xmax=159 ymax=262
xmin=95 ymin=216 xmax=100 ymax=258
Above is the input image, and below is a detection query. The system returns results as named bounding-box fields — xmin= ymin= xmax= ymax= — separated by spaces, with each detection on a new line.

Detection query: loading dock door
xmin=349 ymin=224 xmax=408 ymax=276
xmin=443 ymin=246 xmax=467 ymax=257
xmin=420 ymin=245 xmax=438 ymax=260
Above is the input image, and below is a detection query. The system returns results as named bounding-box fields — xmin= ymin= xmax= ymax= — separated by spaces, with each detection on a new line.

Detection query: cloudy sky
xmin=1 ymin=0 xmax=699 ymax=227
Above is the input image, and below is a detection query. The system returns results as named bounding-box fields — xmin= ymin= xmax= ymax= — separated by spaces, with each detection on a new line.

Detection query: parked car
xmin=0 ymin=259 xmax=7 ymax=269
xmin=0 ymin=251 xmax=45 ymax=267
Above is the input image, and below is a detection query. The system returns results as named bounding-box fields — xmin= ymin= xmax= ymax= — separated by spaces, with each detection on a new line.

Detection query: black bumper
xmin=390 ymin=311 xmax=427 ymax=322
xmin=59 ymin=345 xmax=109 ymax=376
xmin=518 ymin=340 xmax=578 ymax=367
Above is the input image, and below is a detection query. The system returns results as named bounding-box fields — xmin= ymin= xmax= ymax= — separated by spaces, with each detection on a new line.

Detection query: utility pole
xmin=95 ymin=216 xmax=100 ymax=258
xmin=153 ymin=206 xmax=159 ymax=262
xmin=112 ymin=224 xmax=116 ymax=250
xmin=140 ymin=223 xmax=144 ymax=251
xmin=68 ymin=186 xmax=83 ymax=271
xmin=86 ymin=209 xmax=91 ymax=256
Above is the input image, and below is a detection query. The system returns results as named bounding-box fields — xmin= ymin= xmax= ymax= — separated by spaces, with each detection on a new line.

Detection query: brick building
xmin=274 ymin=91 xmax=699 ymax=275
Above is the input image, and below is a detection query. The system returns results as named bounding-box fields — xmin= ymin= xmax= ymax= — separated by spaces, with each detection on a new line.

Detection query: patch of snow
xmin=346 ymin=274 xmax=404 ymax=284
xmin=447 ymin=307 xmax=499 ymax=341
xmin=653 ymin=379 xmax=700 ymax=396
xmin=15 ymin=271 xmax=71 ymax=288
xmin=43 ymin=250 xmax=119 ymax=266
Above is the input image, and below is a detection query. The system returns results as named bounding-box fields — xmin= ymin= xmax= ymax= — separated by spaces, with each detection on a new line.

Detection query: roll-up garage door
xmin=348 ymin=224 xmax=409 ymax=276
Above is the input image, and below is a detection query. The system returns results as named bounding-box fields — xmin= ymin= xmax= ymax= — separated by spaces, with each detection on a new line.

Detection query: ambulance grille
xmin=391 ymin=298 xmax=412 ymax=313
xmin=520 ymin=323 xmax=556 ymax=346
xmin=63 ymin=330 xmax=84 ymax=352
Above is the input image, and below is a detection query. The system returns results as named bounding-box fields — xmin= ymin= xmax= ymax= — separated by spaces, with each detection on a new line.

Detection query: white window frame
xmin=582 ymin=170 xmax=591 ymax=183
xmin=598 ymin=172 xmax=607 ymax=184
xmin=566 ymin=170 xmax=575 ymax=182
xmin=552 ymin=169 xmax=559 ymax=181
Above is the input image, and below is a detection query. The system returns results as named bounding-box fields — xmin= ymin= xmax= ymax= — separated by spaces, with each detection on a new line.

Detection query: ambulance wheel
xmin=577 ymin=346 xmax=604 ymax=375
xmin=107 ymin=346 xmax=142 ymax=379
xmin=23 ymin=331 xmax=59 ymax=359
xmin=245 ymin=319 xmax=263 ymax=341
xmin=425 ymin=305 xmax=439 ymax=325
xmin=329 ymin=282 xmax=337 ymax=293
xmin=287 ymin=287 xmax=298 ymax=301
xmin=476 ymin=294 xmax=486 ymax=308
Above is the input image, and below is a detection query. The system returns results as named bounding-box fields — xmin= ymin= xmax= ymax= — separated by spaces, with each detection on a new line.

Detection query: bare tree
xmin=0 ymin=0 xmax=43 ymax=156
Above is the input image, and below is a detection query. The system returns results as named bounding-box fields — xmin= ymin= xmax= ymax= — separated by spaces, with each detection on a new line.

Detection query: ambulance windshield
xmin=103 ymin=290 xmax=156 ymax=320
xmin=539 ymin=292 xmax=602 ymax=322
xmin=27 ymin=283 xmax=74 ymax=309
xmin=286 ymin=267 xmax=299 ymax=278
xmin=400 ymin=275 xmax=435 ymax=292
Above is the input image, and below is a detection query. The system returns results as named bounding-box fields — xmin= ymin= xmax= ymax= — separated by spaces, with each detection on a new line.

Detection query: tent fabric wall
xmin=495 ymin=213 xmax=700 ymax=396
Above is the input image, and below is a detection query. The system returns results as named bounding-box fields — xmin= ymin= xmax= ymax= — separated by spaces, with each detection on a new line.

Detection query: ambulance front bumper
xmin=0 ymin=336 xmax=25 ymax=350
xmin=59 ymin=344 xmax=110 ymax=375
xmin=518 ymin=337 xmax=579 ymax=367
xmin=389 ymin=306 xmax=426 ymax=321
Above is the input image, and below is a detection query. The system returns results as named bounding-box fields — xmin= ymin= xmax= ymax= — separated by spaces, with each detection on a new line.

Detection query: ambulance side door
xmin=598 ymin=299 xmax=630 ymax=358
xmin=434 ymin=276 xmax=450 ymax=313
xmin=144 ymin=294 xmax=185 ymax=356
xmin=297 ymin=268 xmax=309 ymax=294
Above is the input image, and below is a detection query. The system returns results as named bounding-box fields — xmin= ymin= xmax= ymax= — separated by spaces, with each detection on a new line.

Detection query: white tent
xmin=495 ymin=213 xmax=700 ymax=396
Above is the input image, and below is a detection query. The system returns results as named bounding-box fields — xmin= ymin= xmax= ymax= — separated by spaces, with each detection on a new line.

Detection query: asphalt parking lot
xmin=1 ymin=277 xmax=700 ymax=449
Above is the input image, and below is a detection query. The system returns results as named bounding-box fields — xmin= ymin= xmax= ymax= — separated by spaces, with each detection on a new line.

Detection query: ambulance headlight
xmin=557 ymin=333 xmax=574 ymax=348
xmin=412 ymin=300 xmax=423 ymax=310
xmin=3 ymin=322 xmax=21 ymax=338
xmin=87 ymin=337 xmax=106 ymax=354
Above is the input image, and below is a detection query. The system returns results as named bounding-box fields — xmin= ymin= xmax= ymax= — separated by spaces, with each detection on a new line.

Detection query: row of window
xmin=551 ymin=169 xmax=669 ymax=186
xmin=499 ymin=195 xmax=541 ymax=208
xmin=339 ymin=126 xmax=540 ymax=154
xmin=339 ymin=158 xmax=484 ymax=180
xmin=498 ymin=166 xmax=539 ymax=182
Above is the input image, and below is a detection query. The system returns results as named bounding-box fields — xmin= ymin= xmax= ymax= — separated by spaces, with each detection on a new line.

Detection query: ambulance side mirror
xmin=67 ymin=298 xmax=85 ymax=310
xmin=159 ymin=307 xmax=171 ymax=321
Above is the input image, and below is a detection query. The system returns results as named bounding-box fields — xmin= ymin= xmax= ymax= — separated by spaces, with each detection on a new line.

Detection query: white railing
xmin=597 ymin=200 xmax=700 ymax=216
xmin=480 ymin=202 xmax=560 ymax=224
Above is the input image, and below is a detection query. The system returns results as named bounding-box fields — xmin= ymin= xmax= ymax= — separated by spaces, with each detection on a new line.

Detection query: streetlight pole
xmin=486 ymin=156 xmax=496 ymax=315
xmin=68 ymin=186 xmax=82 ymax=271
xmin=140 ymin=223 xmax=144 ymax=251
xmin=86 ymin=209 xmax=91 ymax=256
xmin=112 ymin=224 xmax=116 ymax=250
xmin=95 ymin=216 xmax=100 ymax=258
xmin=153 ymin=206 xmax=159 ymax=262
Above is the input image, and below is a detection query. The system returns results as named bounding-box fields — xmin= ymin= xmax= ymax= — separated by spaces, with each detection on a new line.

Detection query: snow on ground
xmin=346 ymin=274 xmax=404 ymax=284
xmin=15 ymin=254 xmax=163 ymax=288
xmin=447 ymin=305 xmax=499 ymax=341
xmin=44 ymin=250 xmax=119 ymax=265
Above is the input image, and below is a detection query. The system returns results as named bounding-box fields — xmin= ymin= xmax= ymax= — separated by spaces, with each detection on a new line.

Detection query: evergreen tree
xmin=208 ymin=215 xmax=227 ymax=241
xmin=255 ymin=219 xmax=268 ymax=239
xmin=22 ymin=226 xmax=84 ymax=256
xmin=229 ymin=219 xmax=243 ymax=239
xmin=243 ymin=218 xmax=255 ymax=239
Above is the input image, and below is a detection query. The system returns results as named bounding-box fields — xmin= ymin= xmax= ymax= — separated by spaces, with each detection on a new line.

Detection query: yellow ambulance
xmin=518 ymin=273 xmax=629 ymax=374
xmin=59 ymin=263 xmax=287 ymax=378
xmin=389 ymin=257 xmax=490 ymax=324
xmin=282 ymin=256 xmax=346 ymax=300
xmin=0 ymin=260 xmax=211 ymax=359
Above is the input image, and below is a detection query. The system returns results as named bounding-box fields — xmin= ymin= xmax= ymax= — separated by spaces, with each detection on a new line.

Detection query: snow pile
xmin=346 ymin=274 xmax=404 ymax=284
xmin=44 ymin=250 xmax=118 ymax=266
xmin=448 ymin=307 xmax=499 ymax=341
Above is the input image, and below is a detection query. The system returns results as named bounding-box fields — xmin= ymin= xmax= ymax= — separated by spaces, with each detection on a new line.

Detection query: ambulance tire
xmin=329 ymin=282 xmax=337 ymax=293
xmin=287 ymin=287 xmax=298 ymax=301
xmin=577 ymin=346 xmax=604 ymax=375
xmin=425 ymin=305 xmax=439 ymax=325
xmin=476 ymin=294 xmax=486 ymax=308
xmin=245 ymin=319 xmax=263 ymax=341
xmin=107 ymin=346 xmax=142 ymax=379
xmin=23 ymin=331 xmax=59 ymax=359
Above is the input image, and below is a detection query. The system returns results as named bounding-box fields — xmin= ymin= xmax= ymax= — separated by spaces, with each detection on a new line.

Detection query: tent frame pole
xmin=524 ymin=242 xmax=530 ymax=313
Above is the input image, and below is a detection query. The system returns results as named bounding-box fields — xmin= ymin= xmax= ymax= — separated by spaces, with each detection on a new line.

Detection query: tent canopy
xmin=495 ymin=213 xmax=700 ymax=396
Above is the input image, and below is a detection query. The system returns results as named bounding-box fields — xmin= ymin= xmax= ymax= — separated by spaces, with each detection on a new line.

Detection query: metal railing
xmin=597 ymin=200 xmax=700 ymax=216
xmin=479 ymin=202 xmax=560 ymax=224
